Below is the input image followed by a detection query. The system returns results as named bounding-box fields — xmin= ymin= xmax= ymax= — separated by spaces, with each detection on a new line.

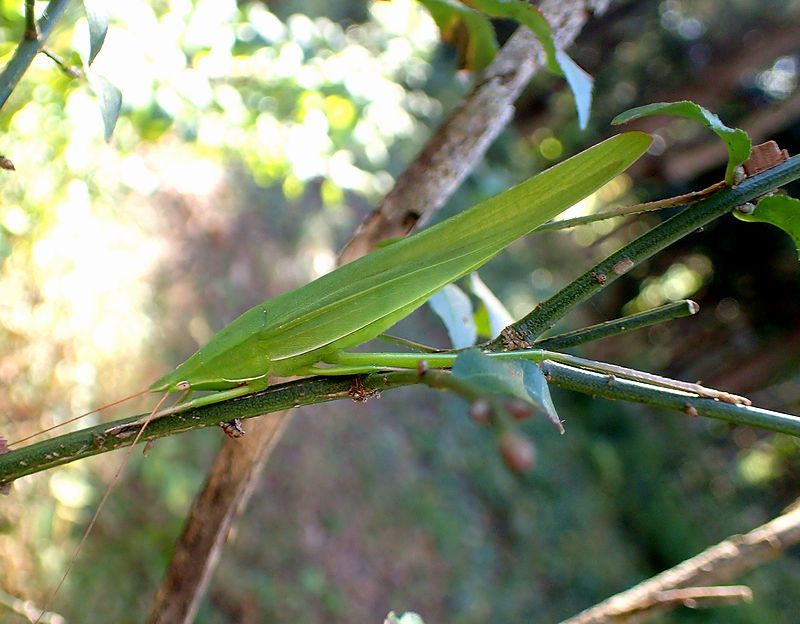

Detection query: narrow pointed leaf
xmin=83 ymin=0 xmax=109 ymax=65
xmin=428 ymin=283 xmax=477 ymax=348
xmin=90 ymin=74 xmax=121 ymax=141
xmin=612 ymin=101 xmax=751 ymax=185
xmin=556 ymin=49 xmax=593 ymax=130
xmin=734 ymin=195 xmax=800 ymax=259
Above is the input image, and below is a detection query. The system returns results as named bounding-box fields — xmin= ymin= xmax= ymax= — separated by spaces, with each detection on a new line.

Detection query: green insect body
xmin=150 ymin=132 xmax=651 ymax=402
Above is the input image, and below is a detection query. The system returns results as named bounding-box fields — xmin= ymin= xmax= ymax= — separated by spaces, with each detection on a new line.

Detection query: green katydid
xmin=14 ymin=131 xmax=650 ymax=447
xmin=21 ymin=132 xmax=650 ymax=619
xmin=140 ymin=132 xmax=652 ymax=418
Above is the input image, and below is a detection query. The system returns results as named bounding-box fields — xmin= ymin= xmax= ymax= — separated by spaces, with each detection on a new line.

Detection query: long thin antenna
xmin=10 ymin=388 xmax=151 ymax=447
xmin=35 ymin=392 xmax=170 ymax=623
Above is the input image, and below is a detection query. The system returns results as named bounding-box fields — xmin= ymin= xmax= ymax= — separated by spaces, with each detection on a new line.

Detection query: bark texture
xmin=560 ymin=503 xmax=800 ymax=623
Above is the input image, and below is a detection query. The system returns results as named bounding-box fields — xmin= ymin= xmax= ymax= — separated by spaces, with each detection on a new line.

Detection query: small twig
xmin=550 ymin=351 xmax=751 ymax=405
xmin=0 ymin=587 xmax=64 ymax=624
xmin=534 ymin=300 xmax=698 ymax=349
xmin=41 ymin=48 xmax=82 ymax=79
xmin=559 ymin=501 xmax=800 ymax=624
xmin=24 ymin=0 xmax=37 ymax=40
xmin=631 ymin=586 xmax=753 ymax=612
xmin=534 ymin=182 xmax=726 ymax=232
xmin=541 ymin=360 xmax=794 ymax=432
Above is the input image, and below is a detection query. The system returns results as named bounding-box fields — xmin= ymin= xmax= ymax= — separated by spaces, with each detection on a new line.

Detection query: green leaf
xmin=556 ymin=49 xmax=593 ymax=130
xmin=89 ymin=74 xmax=122 ymax=141
xmin=428 ymin=283 xmax=477 ymax=348
xmin=468 ymin=272 xmax=512 ymax=339
xmin=452 ymin=349 xmax=562 ymax=432
xmin=612 ymin=101 xmax=751 ymax=185
xmin=83 ymin=0 xmax=109 ymax=65
xmin=466 ymin=0 xmax=560 ymax=74
xmin=468 ymin=0 xmax=594 ymax=127
xmin=418 ymin=0 xmax=593 ymax=126
xmin=734 ymin=195 xmax=800 ymax=259
xmin=418 ymin=0 xmax=498 ymax=70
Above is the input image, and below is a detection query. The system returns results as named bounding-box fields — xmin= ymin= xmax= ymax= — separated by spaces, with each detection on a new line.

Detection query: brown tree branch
xmin=146 ymin=412 xmax=290 ymax=624
xmin=559 ymin=502 xmax=800 ymax=623
xmin=146 ymin=2 xmax=611 ymax=621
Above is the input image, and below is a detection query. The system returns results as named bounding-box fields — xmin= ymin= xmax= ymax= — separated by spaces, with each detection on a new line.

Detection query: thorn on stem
xmin=684 ymin=403 xmax=698 ymax=417
xmin=591 ymin=271 xmax=607 ymax=285
xmin=500 ymin=326 xmax=532 ymax=351
xmin=220 ymin=419 xmax=245 ymax=439
xmin=349 ymin=376 xmax=377 ymax=402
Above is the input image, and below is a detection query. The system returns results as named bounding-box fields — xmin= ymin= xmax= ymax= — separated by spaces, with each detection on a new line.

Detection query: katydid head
xmin=148 ymin=375 xmax=187 ymax=393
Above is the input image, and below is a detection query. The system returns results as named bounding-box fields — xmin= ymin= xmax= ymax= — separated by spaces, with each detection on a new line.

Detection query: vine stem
xmin=0 ymin=0 xmax=71 ymax=109
xmin=2 ymin=359 xmax=799 ymax=486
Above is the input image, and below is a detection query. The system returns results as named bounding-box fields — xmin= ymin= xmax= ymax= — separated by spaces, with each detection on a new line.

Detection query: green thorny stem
xmin=2 ymin=154 xmax=800 ymax=486
xmin=487 ymin=154 xmax=800 ymax=349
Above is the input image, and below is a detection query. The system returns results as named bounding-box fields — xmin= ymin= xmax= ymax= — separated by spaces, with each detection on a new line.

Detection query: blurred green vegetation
xmin=1 ymin=0 xmax=799 ymax=622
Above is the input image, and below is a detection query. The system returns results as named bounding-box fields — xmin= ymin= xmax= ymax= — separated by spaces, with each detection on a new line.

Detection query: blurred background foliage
xmin=0 ymin=0 xmax=799 ymax=622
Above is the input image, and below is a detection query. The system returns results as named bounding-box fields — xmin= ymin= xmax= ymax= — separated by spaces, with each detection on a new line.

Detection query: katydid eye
xmin=177 ymin=380 xmax=191 ymax=391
